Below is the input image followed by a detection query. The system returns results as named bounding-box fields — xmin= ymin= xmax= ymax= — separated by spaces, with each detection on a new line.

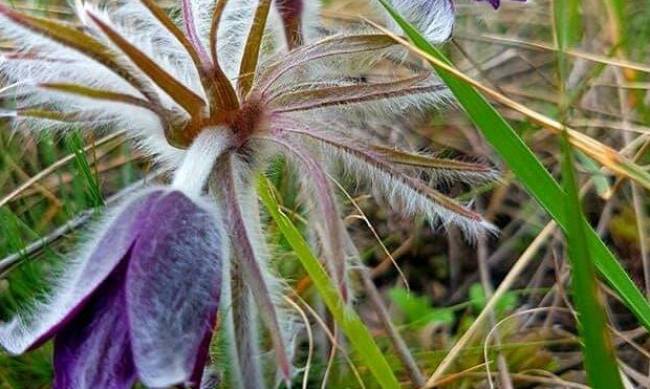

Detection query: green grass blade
xmin=65 ymin=132 xmax=104 ymax=208
xmin=553 ymin=0 xmax=582 ymax=88
xmin=257 ymin=176 xmax=400 ymax=389
xmin=376 ymin=0 xmax=650 ymax=330
xmin=554 ymin=10 xmax=622 ymax=386
xmin=560 ymin=132 xmax=624 ymax=389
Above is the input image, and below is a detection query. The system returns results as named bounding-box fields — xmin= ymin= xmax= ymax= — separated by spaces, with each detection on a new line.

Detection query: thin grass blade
xmin=560 ymin=131 xmax=624 ymax=389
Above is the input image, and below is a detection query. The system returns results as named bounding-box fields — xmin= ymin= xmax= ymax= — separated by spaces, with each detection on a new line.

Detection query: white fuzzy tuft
xmin=0 ymin=7 xmax=187 ymax=165
xmin=172 ymin=126 xmax=231 ymax=196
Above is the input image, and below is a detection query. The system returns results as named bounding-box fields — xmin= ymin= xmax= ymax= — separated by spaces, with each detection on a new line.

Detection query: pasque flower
xmin=0 ymin=186 xmax=224 ymax=388
xmin=0 ymin=0 xmax=509 ymax=387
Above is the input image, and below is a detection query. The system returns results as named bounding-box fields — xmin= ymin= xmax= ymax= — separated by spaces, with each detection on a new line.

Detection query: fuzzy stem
xmin=172 ymin=128 xmax=230 ymax=196
xmin=238 ymin=0 xmax=272 ymax=96
xmin=275 ymin=0 xmax=304 ymax=49
xmin=220 ymin=155 xmax=293 ymax=382
xmin=261 ymin=135 xmax=349 ymax=301
xmin=231 ymin=260 xmax=264 ymax=389
xmin=257 ymin=34 xmax=395 ymax=95
xmin=281 ymin=128 xmax=492 ymax=236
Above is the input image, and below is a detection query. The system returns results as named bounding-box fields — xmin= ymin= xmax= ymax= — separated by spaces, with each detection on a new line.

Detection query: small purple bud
xmin=474 ymin=0 xmax=527 ymax=9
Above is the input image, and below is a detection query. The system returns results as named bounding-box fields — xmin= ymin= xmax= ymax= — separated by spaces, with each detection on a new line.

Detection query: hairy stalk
xmin=137 ymin=0 xmax=236 ymax=112
xmin=270 ymin=75 xmax=444 ymax=113
xmin=283 ymin=128 xmax=490 ymax=236
xmin=257 ymin=34 xmax=396 ymax=95
xmin=206 ymin=179 xmax=261 ymax=389
xmin=221 ymin=155 xmax=292 ymax=382
xmin=0 ymin=4 xmax=166 ymax=110
xmin=262 ymin=135 xmax=349 ymax=299
xmin=230 ymin=260 xmax=263 ymax=389
xmin=86 ymin=11 xmax=206 ymax=117
xmin=181 ymin=0 xmax=210 ymax=65
xmin=209 ymin=0 xmax=227 ymax=65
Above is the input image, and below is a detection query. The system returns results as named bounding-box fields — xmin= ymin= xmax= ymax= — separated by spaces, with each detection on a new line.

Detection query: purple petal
xmin=53 ymin=253 xmax=135 ymax=389
xmin=0 ymin=190 xmax=162 ymax=355
xmin=126 ymin=191 xmax=223 ymax=388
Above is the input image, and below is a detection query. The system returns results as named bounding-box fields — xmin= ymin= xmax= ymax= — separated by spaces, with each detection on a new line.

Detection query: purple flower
xmin=0 ymin=189 xmax=224 ymax=389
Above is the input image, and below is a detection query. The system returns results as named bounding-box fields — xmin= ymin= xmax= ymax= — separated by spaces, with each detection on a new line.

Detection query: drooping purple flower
xmin=0 ymin=188 xmax=224 ymax=389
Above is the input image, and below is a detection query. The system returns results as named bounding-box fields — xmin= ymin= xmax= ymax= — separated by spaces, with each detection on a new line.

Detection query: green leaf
xmin=469 ymin=284 xmax=517 ymax=315
xmin=560 ymin=132 xmax=624 ymax=389
xmin=553 ymin=0 xmax=582 ymax=89
xmin=388 ymin=287 xmax=454 ymax=327
xmin=257 ymin=177 xmax=400 ymax=389
xmin=575 ymin=152 xmax=610 ymax=197
xmin=376 ymin=0 xmax=650 ymax=330
xmin=65 ymin=132 xmax=103 ymax=208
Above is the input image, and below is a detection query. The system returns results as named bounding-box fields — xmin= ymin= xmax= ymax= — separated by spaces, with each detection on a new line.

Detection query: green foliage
xmin=65 ymin=132 xmax=104 ymax=208
xmin=468 ymin=284 xmax=517 ymax=316
xmin=376 ymin=0 xmax=650 ymax=332
xmin=388 ymin=287 xmax=454 ymax=327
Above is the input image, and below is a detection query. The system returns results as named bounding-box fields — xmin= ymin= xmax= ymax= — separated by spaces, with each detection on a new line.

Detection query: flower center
xmin=229 ymin=99 xmax=264 ymax=147
xmin=166 ymin=97 xmax=266 ymax=150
